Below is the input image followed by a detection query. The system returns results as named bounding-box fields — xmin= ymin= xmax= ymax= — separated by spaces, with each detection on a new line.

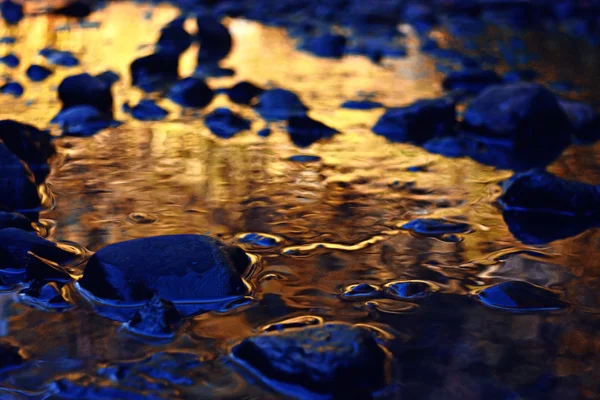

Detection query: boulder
xmin=26 ymin=64 xmax=53 ymax=82
xmin=130 ymin=53 xmax=179 ymax=93
xmin=0 ymin=144 xmax=40 ymax=213
xmin=287 ymin=115 xmax=338 ymax=147
xmin=51 ymin=105 xmax=121 ymax=137
xmin=167 ymin=77 xmax=214 ymax=109
xmin=204 ymin=108 xmax=251 ymax=138
xmin=226 ymin=81 xmax=263 ymax=105
xmin=254 ymin=88 xmax=308 ymax=121
xmin=196 ymin=15 xmax=233 ymax=63
xmin=559 ymin=99 xmax=600 ymax=143
xmin=442 ymin=68 xmax=502 ymax=94
xmin=58 ymin=73 xmax=115 ymax=117
xmin=123 ymin=99 xmax=168 ymax=121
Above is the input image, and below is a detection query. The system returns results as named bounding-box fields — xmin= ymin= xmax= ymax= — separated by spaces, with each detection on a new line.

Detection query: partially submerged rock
xmin=401 ymin=218 xmax=470 ymax=235
xmin=301 ymin=33 xmax=346 ymax=58
xmin=156 ymin=16 xmax=192 ymax=56
xmin=372 ymin=98 xmax=456 ymax=143
xmin=559 ymin=99 xmax=600 ymax=143
xmin=341 ymin=99 xmax=384 ymax=110
xmin=287 ymin=115 xmax=338 ymax=147
xmin=130 ymin=52 xmax=179 ymax=93
xmin=0 ymin=211 xmax=33 ymax=231
xmin=0 ymin=341 xmax=23 ymax=372
xmin=232 ymin=322 xmax=388 ymax=397
xmin=19 ymin=281 xmax=72 ymax=311
xmin=78 ymin=234 xmax=249 ymax=306
xmin=51 ymin=105 xmax=121 ymax=137
xmin=226 ymin=81 xmax=263 ymax=105
xmin=0 ymin=144 xmax=41 ymax=213
xmin=167 ymin=77 xmax=214 ymax=109
xmin=0 ymin=0 xmax=23 ymax=25
xmin=254 ymin=88 xmax=308 ymax=121
xmin=196 ymin=15 xmax=233 ymax=63
xmin=58 ymin=73 xmax=115 ymax=117
xmin=383 ymin=280 xmax=439 ymax=300
xmin=123 ymin=99 xmax=168 ymax=121
xmin=0 ymin=53 xmax=19 ymax=68
xmin=39 ymin=48 xmax=79 ymax=67
xmin=125 ymin=294 xmax=181 ymax=339
xmin=204 ymin=108 xmax=251 ymax=138
xmin=26 ymin=64 xmax=53 ymax=82
xmin=442 ymin=68 xmax=502 ymax=94
xmin=1 ymin=81 xmax=23 ymax=97
xmin=473 ymin=281 xmax=568 ymax=312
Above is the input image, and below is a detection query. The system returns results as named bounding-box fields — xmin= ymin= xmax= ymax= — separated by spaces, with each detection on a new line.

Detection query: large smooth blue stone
xmin=123 ymin=99 xmax=168 ymax=121
xmin=26 ymin=64 xmax=53 ymax=82
xmin=156 ymin=16 xmax=192 ymax=56
xmin=559 ymin=100 xmax=600 ymax=143
xmin=167 ymin=77 xmax=214 ymax=109
xmin=0 ymin=341 xmax=23 ymax=372
xmin=196 ymin=15 xmax=232 ymax=63
xmin=474 ymin=281 xmax=567 ymax=312
xmin=301 ymin=33 xmax=346 ymax=58
xmin=130 ymin=53 xmax=179 ymax=93
xmin=0 ymin=228 xmax=74 ymax=282
xmin=0 ymin=53 xmax=19 ymax=68
xmin=39 ymin=48 xmax=79 ymax=67
xmin=462 ymin=83 xmax=571 ymax=152
xmin=0 ymin=145 xmax=40 ymax=213
xmin=442 ymin=68 xmax=502 ymax=94
xmin=401 ymin=218 xmax=470 ymax=235
xmin=232 ymin=322 xmax=387 ymax=397
xmin=373 ymin=98 xmax=456 ymax=144
xmin=0 ymin=211 xmax=33 ymax=231
xmin=58 ymin=73 xmax=114 ymax=117
xmin=0 ymin=0 xmax=23 ymax=25
xmin=0 ymin=81 xmax=23 ymax=97
xmin=287 ymin=115 xmax=338 ymax=147
xmin=78 ymin=235 xmax=249 ymax=305
xmin=204 ymin=108 xmax=251 ymax=138
xmin=255 ymin=88 xmax=308 ymax=121
xmin=226 ymin=81 xmax=264 ymax=105
xmin=0 ymin=120 xmax=54 ymax=181
xmin=499 ymin=169 xmax=600 ymax=217
xmin=51 ymin=105 xmax=121 ymax=137
xmin=125 ymin=294 xmax=180 ymax=339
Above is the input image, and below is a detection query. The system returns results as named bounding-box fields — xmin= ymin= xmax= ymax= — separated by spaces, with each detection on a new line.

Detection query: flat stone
xmin=204 ymin=108 xmax=251 ymax=138
xmin=254 ymin=88 xmax=308 ymax=121
xmin=39 ymin=48 xmax=79 ymax=67
xmin=123 ymin=99 xmax=168 ymax=121
xmin=287 ymin=115 xmax=338 ymax=147
xmin=401 ymin=218 xmax=471 ymax=235
xmin=232 ymin=322 xmax=387 ymax=397
xmin=341 ymin=99 xmax=384 ymax=110
xmin=474 ymin=281 xmax=568 ymax=312
xmin=78 ymin=234 xmax=249 ymax=305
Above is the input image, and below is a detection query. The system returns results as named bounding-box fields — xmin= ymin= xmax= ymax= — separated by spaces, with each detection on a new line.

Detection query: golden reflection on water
xmin=0 ymin=1 xmax=600 ymax=398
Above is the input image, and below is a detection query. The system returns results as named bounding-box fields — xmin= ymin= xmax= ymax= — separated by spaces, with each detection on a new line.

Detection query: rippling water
xmin=1 ymin=2 xmax=600 ymax=399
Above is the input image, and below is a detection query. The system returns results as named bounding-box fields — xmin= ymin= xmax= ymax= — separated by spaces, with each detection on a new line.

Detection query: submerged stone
xmin=340 ymin=99 xmax=384 ymax=110
xmin=0 ymin=0 xmax=23 ymax=25
xmin=341 ymin=283 xmax=381 ymax=300
xmin=167 ymin=77 xmax=214 ymax=109
xmin=238 ymin=232 xmax=280 ymax=248
xmin=78 ymin=234 xmax=249 ymax=305
xmin=288 ymin=154 xmax=321 ymax=162
xmin=125 ymin=294 xmax=180 ymax=339
xmin=58 ymin=73 xmax=115 ymax=117
xmin=287 ymin=115 xmax=338 ymax=147
xmin=0 ymin=341 xmax=23 ymax=372
xmin=474 ymin=281 xmax=567 ymax=312
xmin=502 ymin=68 xmax=538 ymax=83
xmin=0 ymin=211 xmax=33 ymax=231
xmin=258 ymin=128 xmax=271 ymax=137
xmin=401 ymin=218 xmax=470 ymax=235
xmin=156 ymin=16 xmax=192 ymax=56
xmin=442 ymin=68 xmax=502 ymax=94
xmin=301 ymin=33 xmax=346 ymax=58
xmin=226 ymin=81 xmax=263 ymax=105
xmin=1 ymin=81 xmax=23 ymax=97
xmin=196 ymin=15 xmax=233 ymax=63
xmin=498 ymin=169 xmax=600 ymax=217
xmin=559 ymin=99 xmax=600 ymax=143
xmin=19 ymin=281 xmax=72 ymax=311
xmin=51 ymin=105 xmax=121 ymax=137
xmin=130 ymin=52 xmax=179 ymax=93
xmin=0 ymin=53 xmax=19 ymax=68
xmin=123 ymin=99 xmax=168 ymax=121
xmin=372 ymin=98 xmax=456 ymax=144
xmin=204 ymin=108 xmax=251 ymax=138
xmin=39 ymin=48 xmax=79 ymax=67
xmin=0 ymin=144 xmax=40 ymax=213
xmin=383 ymin=280 xmax=439 ymax=300
xmin=232 ymin=322 xmax=387 ymax=397
xmin=0 ymin=228 xmax=73 ymax=282
xmin=254 ymin=88 xmax=308 ymax=121
xmin=26 ymin=64 xmax=53 ymax=82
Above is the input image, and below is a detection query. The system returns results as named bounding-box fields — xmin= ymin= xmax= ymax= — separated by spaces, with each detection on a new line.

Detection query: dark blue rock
xmin=157 ymin=16 xmax=192 ymax=55
xmin=19 ymin=281 xmax=72 ymax=311
xmin=258 ymin=128 xmax=271 ymax=137
xmin=341 ymin=99 xmax=384 ymax=110
xmin=232 ymin=322 xmax=387 ymax=397
xmin=287 ymin=115 xmax=338 ymax=147
xmin=0 ymin=120 xmax=55 ymax=181
xmin=383 ymin=280 xmax=438 ymax=300
xmin=238 ymin=233 xmax=279 ymax=248
xmin=372 ymin=98 xmax=456 ymax=144
xmin=196 ymin=15 xmax=232 ymax=63
xmin=0 ymin=36 xmax=15 ymax=44
xmin=423 ymin=136 xmax=469 ymax=158
xmin=39 ymin=48 xmax=79 ymax=67
xmin=346 ymin=38 xmax=407 ymax=61
xmin=123 ymin=99 xmax=168 ymax=121
xmin=0 ymin=53 xmax=19 ymax=68
xmin=288 ymin=154 xmax=321 ymax=162
xmin=255 ymin=88 xmax=308 ymax=121
xmin=1 ymin=81 xmax=23 ymax=97
xmin=442 ymin=69 xmax=502 ymax=94
xmin=52 ymin=379 xmax=162 ymax=400
xmin=78 ymin=234 xmax=249 ymax=305
xmin=167 ymin=77 xmax=214 ymax=109
xmin=0 ymin=211 xmax=33 ymax=231
xmin=130 ymin=52 xmax=179 ymax=93
xmin=559 ymin=100 xmax=600 ymax=143
xmin=226 ymin=81 xmax=264 ymax=105
xmin=341 ymin=283 xmax=381 ymax=300
xmin=0 ymin=0 xmax=23 ymax=25
xmin=0 ymin=228 xmax=74 ymax=282
xmin=96 ymin=70 xmax=120 ymax=86
xmin=125 ymin=294 xmax=180 ymax=339
xmin=474 ymin=281 xmax=568 ymax=312
xmin=51 ymin=105 xmax=121 ymax=137
xmin=401 ymin=218 xmax=470 ymax=235
xmin=26 ymin=64 xmax=53 ymax=82
xmin=50 ymin=0 xmax=92 ymax=18
xmin=502 ymin=69 xmax=538 ymax=83
xmin=498 ymin=169 xmax=600 ymax=217
xmin=301 ymin=33 xmax=346 ymax=58
xmin=462 ymin=83 xmax=571 ymax=156
xmin=58 ymin=73 xmax=115 ymax=117
xmin=0 ymin=145 xmax=41 ymax=214
xmin=0 ymin=341 xmax=23 ymax=372
xmin=204 ymin=108 xmax=251 ymax=138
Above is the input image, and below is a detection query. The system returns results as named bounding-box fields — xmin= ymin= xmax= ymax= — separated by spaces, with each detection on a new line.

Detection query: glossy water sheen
xmin=0 ymin=2 xmax=599 ymax=399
